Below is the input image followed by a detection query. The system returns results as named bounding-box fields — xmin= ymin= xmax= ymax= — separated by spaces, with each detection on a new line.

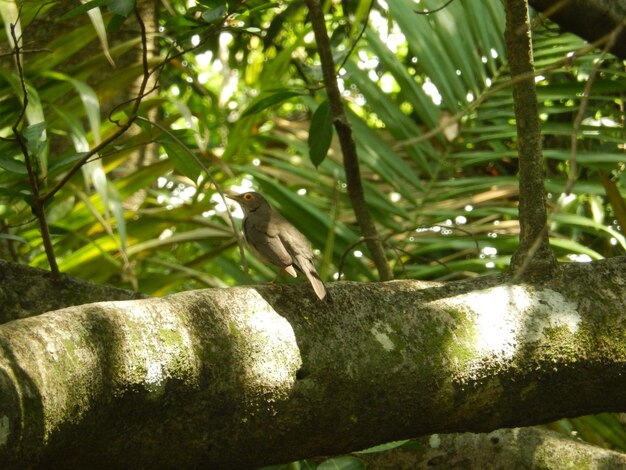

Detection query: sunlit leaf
xmin=318 ymin=456 xmax=365 ymax=470
xmin=23 ymin=122 xmax=47 ymax=159
xmin=85 ymin=4 xmax=115 ymax=67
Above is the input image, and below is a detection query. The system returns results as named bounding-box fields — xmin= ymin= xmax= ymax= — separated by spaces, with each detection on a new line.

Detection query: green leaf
xmin=241 ymin=90 xmax=304 ymax=117
xmin=86 ymin=3 xmax=115 ymax=66
xmin=356 ymin=439 xmax=411 ymax=453
xmin=308 ymin=99 xmax=333 ymax=167
xmin=44 ymin=72 xmax=101 ymax=145
xmin=23 ymin=122 xmax=47 ymax=158
xmin=61 ymin=0 xmax=107 ymax=20
xmin=0 ymin=155 xmax=27 ymax=174
xmin=201 ymin=5 xmax=227 ymax=23
xmin=246 ymin=2 xmax=279 ymax=15
xmin=108 ymin=0 xmax=135 ymax=17
xmin=107 ymin=13 xmax=128 ymax=32
xmin=160 ymin=137 xmax=201 ymax=182
xmin=48 ymin=153 xmax=89 ymax=176
xmin=318 ymin=456 xmax=365 ymax=470
xmin=0 ymin=233 xmax=28 ymax=244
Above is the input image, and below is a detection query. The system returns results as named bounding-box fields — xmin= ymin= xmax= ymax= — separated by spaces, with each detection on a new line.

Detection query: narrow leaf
xmin=241 ymin=90 xmax=304 ymax=117
xmin=160 ymin=137 xmax=201 ymax=182
xmin=308 ymin=99 xmax=333 ymax=167
xmin=0 ymin=156 xmax=27 ymax=174
xmin=108 ymin=0 xmax=135 ymax=17
xmin=86 ymin=4 xmax=116 ymax=67
xmin=107 ymin=13 xmax=128 ymax=32
xmin=0 ymin=233 xmax=28 ymax=244
xmin=61 ymin=0 xmax=107 ymax=20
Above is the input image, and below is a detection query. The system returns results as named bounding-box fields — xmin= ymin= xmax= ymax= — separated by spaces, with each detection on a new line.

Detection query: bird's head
xmin=226 ymin=191 xmax=268 ymax=215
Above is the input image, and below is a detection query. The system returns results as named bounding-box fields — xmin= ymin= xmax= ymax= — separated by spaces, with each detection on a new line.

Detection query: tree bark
xmin=528 ymin=0 xmax=626 ymax=60
xmin=1 ymin=257 xmax=626 ymax=468
xmin=505 ymin=0 xmax=557 ymax=277
xmin=0 ymin=259 xmax=145 ymax=324
xmin=357 ymin=427 xmax=626 ymax=469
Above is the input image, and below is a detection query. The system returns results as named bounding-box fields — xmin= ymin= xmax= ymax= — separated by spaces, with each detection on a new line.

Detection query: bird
xmin=226 ymin=191 xmax=328 ymax=301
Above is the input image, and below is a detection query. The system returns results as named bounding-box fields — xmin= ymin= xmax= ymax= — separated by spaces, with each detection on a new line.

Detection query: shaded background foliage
xmin=0 ymin=0 xmax=625 ymax=464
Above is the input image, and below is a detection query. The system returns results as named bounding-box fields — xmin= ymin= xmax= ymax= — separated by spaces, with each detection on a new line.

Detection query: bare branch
xmin=9 ymin=15 xmax=59 ymax=275
xmin=505 ymin=0 xmax=557 ymax=278
xmin=304 ymin=0 xmax=392 ymax=281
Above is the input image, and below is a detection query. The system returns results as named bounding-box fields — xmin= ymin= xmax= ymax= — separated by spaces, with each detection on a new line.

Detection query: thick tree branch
xmin=1 ymin=257 xmax=626 ymax=468
xmin=0 ymin=259 xmax=145 ymax=324
xmin=505 ymin=0 xmax=557 ymax=277
xmin=529 ymin=0 xmax=626 ymax=60
xmin=303 ymin=0 xmax=392 ymax=281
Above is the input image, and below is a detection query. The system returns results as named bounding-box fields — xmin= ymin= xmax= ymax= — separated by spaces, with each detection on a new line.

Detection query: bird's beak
xmin=224 ymin=192 xmax=241 ymax=202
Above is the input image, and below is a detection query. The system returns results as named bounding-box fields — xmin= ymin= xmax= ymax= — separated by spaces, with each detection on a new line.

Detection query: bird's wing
xmin=244 ymin=215 xmax=295 ymax=273
xmin=270 ymin=215 xmax=312 ymax=261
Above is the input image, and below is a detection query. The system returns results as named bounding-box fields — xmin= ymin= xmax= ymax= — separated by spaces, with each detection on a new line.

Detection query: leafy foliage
xmin=0 ymin=0 xmax=625 ymax=462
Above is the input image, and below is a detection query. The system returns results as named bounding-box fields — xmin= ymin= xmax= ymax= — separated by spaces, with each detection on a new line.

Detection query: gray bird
xmin=227 ymin=191 xmax=328 ymax=301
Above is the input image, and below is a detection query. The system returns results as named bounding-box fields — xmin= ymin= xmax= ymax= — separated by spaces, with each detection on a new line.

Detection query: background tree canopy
xmin=0 ymin=0 xmax=625 ymax=467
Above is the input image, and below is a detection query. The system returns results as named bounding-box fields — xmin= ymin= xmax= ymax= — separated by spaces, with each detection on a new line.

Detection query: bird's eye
xmin=243 ymin=193 xmax=253 ymax=201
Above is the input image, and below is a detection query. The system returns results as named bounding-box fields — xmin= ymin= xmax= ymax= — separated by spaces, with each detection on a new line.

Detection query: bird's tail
xmin=297 ymin=257 xmax=328 ymax=301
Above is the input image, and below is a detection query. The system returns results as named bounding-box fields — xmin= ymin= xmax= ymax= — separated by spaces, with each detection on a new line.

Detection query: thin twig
xmin=42 ymin=7 xmax=232 ymax=202
xmin=565 ymin=24 xmax=622 ymax=195
xmin=335 ymin=0 xmax=375 ymax=73
xmin=9 ymin=12 xmax=60 ymax=275
xmin=0 ymin=48 xmax=51 ymax=57
xmin=337 ymin=236 xmax=381 ymax=280
xmin=414 ymin=0 xmax=457 ymax=15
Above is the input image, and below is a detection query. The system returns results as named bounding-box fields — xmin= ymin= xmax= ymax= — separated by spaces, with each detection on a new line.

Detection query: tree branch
xmin=0 ymin=259 xmax=145 ymax=324
xmin=529 ymin=0 xmax=626 ymax=60
xmin=1 ymin=257 xmax=626 ymax=467
xmin=8 ymin=17 xmax=59 ymax=275
xmin=504 ymin=0 xmax=557 ymax=277
xmin=357 ymin=427 xmax=626 ymax=468
xmin=303 ymin=0 xmax=392 ymax=281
